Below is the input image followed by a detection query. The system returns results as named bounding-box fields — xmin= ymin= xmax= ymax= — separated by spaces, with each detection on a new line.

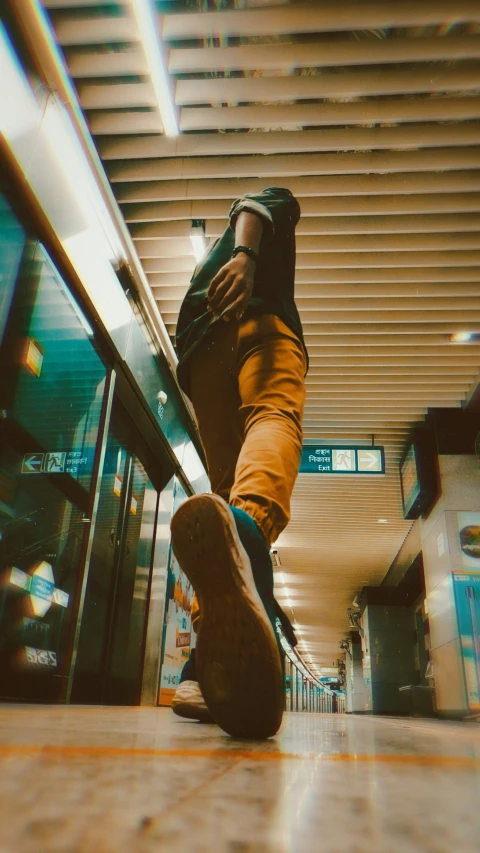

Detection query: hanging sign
xmin=300 ymin=446 xmax=385 ymax=475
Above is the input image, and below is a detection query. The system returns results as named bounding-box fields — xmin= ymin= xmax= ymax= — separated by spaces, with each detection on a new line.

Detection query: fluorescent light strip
xmin=131 ymin=0 xmax=178 ymax=137
xmin=190 ymin=234 xmax=206 ymax=262
xmin=190 ymin=223 xmax=207 ymax=262
xmin=24 ymin=2 xmax=126 ymax=264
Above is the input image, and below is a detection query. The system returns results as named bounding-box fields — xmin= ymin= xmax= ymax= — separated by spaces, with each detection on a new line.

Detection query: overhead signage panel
xmin=300 ymin=446 xmax=385 ymax=475
xmin=22 ymin=450 xmax=92 ymax=475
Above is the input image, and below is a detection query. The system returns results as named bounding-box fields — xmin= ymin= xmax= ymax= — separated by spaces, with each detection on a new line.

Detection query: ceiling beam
xmin=73 ymin=37 xmax=466 ymax=82
xmin=152 ymin=277 xmax=480 ymax=298
xmin=302 ymin=320 xmax=480 ymax=332
xmin=122 ymin=193 xmax=480 ymax=222
xmin=305 ymin=354 xmax=480 ymax=364
xmin=142 ymin=251 xmax=480 ymax=274
xmin=53 ymin=15 xmax=137 ymax=46
xmin=179 ymin=97 xmax=480 ymax=132
xmin=162 ymin=2 xmax=480 ymax=39
xmin=137 ymin=233 xmax=480 ymax=258
xmin=114 ymin=172 xmax=480 ymax=203
xmin=175 ymin=66 xmax=480 ymax=106
xmin=106 ymin=148 xmax=480 ymax=181
xmin=131 ymin=213 xmax=480 ymax=239
xmin=98 ymin=122 xmax=480 ymax=159
xmin=293 ymin=269 xmax=480 ymax=284
xmin=151 ymin=280 xmax=480 ymax=300
xmin=156 ymin=314 xmax=480 ymax=334
xmin=169 ymin=35 xmax=480 ymax=74
xmin=78 ymin=82 xmax=155 ymax=110
xmin=89 ymin=111 xmax=160 ymax=136
xmin=305 ymin=382 xmax=469 ymax=392
xmin=305 ymin=365 xmax=479 ymax=376
xmin=293 ymin=251 xmax=480 ymax=268
xmin=294 ymin=234 xmax=480 ymax=251
xmin=66 ymin=45 xmax=148 ymax=78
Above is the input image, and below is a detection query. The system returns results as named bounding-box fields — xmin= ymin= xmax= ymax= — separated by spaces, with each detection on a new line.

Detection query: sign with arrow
xmin=21 ymin=450 xmax=93 ymax=475
xmin=21 ymin=453 xmax=44 ymax=474
xmin=300 ymin=446 xmax=385 ymax=475
xmin=357 ymin=449 xmax=383 ymax=472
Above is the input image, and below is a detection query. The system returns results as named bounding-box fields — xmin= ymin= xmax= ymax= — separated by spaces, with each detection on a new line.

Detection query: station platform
xmin=0 ymin=706 xmax=478 ymax=853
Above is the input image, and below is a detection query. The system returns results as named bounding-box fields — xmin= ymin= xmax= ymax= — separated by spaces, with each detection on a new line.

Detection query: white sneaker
xmin=171 ymin=680 xmax=214 ymax=724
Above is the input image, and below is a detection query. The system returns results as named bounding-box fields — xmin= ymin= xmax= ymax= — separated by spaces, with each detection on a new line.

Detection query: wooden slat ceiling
xmin=44 ymin=0 xmax=480 ymax=673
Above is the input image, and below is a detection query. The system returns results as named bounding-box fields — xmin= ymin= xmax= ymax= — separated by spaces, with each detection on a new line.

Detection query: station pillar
xmin=419 ymin=410 xmax=480 ymax=719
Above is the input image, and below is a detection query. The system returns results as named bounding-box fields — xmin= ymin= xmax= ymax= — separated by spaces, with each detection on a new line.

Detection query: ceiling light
xmin=130 ymin=0 xmax=178 ymax=137
xmin=450 ymin=331 xmax=475 ymax=343
xmin=190 ymin=220 xmax=207 ymax=262
xmin=0 ymin=23 xmax=131 ymax=334
xmin=377 ymin=518 xmax=389 ymax=524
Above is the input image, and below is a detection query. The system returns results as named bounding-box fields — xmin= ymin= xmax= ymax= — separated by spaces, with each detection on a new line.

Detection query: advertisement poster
xmin=452 ymin=571 xmax=480 ymax=714
xmin=158 ymin=549 xmax=194 ymax=706
xmin=457 ymin=511 xmax=480 ymax=570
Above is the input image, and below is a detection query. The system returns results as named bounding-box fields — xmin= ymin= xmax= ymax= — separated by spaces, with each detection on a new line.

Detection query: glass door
xmin=70 ymin=395 xmax=166 ymax=705
xmin=0 ymin=233 xmax=107 ymax=703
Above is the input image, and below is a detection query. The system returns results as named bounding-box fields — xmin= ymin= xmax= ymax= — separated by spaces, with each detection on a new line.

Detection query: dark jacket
xmin=175 ymin=187 xmax=307 ymax=396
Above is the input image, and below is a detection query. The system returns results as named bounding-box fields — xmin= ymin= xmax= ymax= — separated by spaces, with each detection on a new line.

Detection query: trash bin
xmin=399 ymin=685 xmax=436 ymax=718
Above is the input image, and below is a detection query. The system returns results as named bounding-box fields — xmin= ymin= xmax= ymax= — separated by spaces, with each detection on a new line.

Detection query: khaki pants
xmin=186 ymin=313 xmax=306 ymax=629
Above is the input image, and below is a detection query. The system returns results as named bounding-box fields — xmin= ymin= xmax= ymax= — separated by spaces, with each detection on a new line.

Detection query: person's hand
xmin=207 ymin=253 xmax=256 ymax=321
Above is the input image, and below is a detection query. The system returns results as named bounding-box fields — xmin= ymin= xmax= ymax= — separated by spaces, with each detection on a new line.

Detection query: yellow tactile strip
xmin=0 ymin=744 xmax=479 ymax=766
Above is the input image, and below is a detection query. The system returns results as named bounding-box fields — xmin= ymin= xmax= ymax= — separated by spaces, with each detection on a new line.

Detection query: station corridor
xmin=0 ymin=706 xmax=479 ymax=853
xmin=2 ymin=1 xmax=480 ymax=851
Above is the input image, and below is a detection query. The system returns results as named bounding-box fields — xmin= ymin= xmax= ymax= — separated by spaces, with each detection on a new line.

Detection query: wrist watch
xmin=231 ymin=245 xmax=259 ymax=263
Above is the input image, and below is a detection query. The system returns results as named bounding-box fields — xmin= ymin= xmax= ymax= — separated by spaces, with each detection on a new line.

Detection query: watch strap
xmin=232 ymin=245 xmax=259 ymax=263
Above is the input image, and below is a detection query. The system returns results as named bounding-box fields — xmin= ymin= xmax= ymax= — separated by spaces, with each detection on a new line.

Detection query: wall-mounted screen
xmin=400 ymin=444 xmax=421 ymax=518
xmin=399 ymin=429 xmax=438 ymax=520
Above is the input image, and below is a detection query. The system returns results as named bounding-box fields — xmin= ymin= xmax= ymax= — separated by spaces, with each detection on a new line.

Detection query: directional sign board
xmin=300 ymin=446 xmax=385 ymax=475
xmin=22 ymin=450 xmax=92 ymax=475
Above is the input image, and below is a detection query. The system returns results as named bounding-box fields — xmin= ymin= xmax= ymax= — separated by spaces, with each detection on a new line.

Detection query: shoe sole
xmin=172 ymin=702 xmax=215 ymax=724
xmin=170 ymin=494 xmax=283 ymax=739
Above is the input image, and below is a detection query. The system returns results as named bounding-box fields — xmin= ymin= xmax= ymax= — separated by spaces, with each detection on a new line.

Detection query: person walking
xmin=170 ymin=187 xmax=307 ymax=738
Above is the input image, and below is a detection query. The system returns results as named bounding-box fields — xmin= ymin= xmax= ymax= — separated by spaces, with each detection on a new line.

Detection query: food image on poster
xmin=457 ymin=512 xmax=480 ymax=569
xmin=158 ymin=549 xmax=194 ymax=706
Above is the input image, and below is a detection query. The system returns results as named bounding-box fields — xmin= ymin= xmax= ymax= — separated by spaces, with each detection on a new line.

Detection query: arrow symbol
xmin=360 ymin=451 xmax=379 ymax=469
xmin=23 ymin=453 xmax=44 ymax=473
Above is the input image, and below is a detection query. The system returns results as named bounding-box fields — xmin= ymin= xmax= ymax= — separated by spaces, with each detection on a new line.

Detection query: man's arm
xmin=207 ymin=210 xmax=264 ymax=322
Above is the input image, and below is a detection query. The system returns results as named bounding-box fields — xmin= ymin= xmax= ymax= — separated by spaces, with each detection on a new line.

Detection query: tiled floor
xmin=0 ymin=706 xmax=479 ymax=853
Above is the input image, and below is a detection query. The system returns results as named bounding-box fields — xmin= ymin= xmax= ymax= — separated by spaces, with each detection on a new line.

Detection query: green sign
xmin=22 ymin=450 xmax=92 ymax=474
xmin=300 ymin=446 xmax=385 ymax=475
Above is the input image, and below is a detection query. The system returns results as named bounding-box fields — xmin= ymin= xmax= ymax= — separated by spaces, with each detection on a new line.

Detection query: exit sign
xmin=300 ymin=446 xmax=385 ymax=475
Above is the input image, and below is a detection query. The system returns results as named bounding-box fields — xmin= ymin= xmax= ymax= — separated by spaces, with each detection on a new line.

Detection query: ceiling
xmin=42 ymin=0 xmax=480 ymax=673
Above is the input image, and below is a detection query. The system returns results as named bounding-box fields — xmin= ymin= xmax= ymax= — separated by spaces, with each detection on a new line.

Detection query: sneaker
xmin=171 ymin=680 xmax=214 ymax=724
xmin=170 ymin=493 xmax=283 ymax=738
